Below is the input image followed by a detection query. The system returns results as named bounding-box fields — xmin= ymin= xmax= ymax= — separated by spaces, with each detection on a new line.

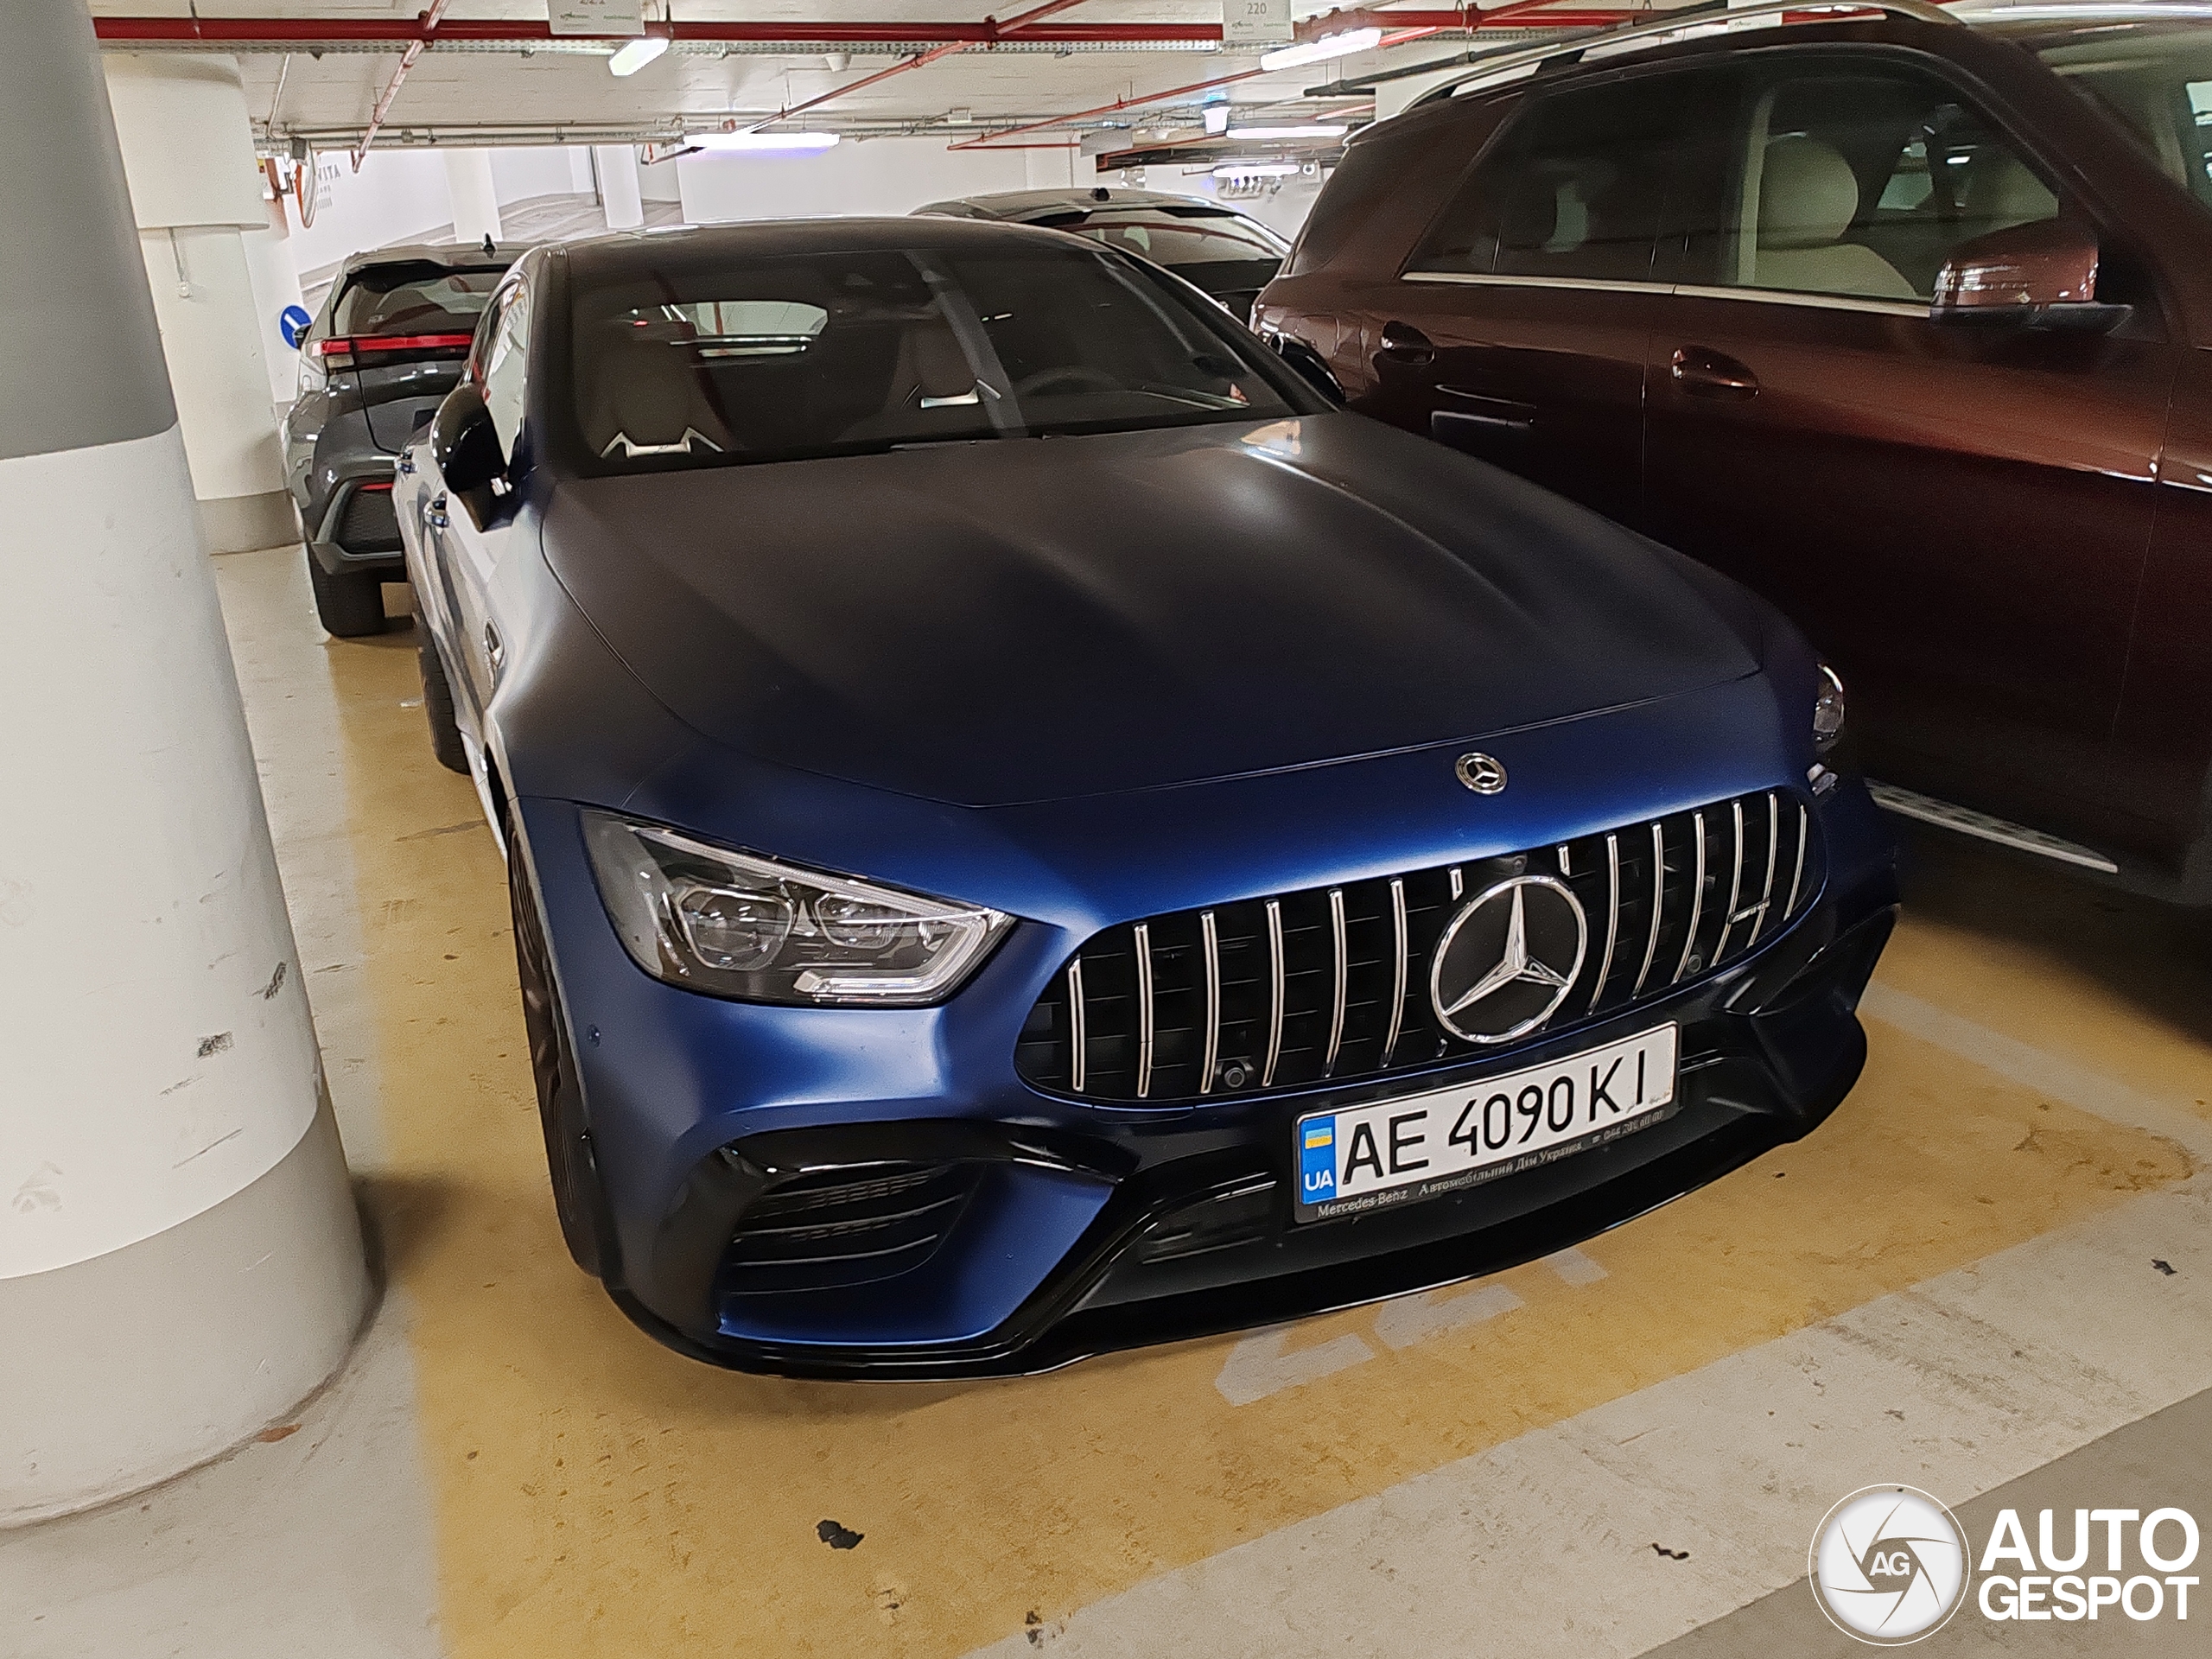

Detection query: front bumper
xmin=519 ymin=783 xmax=1897 ymax=1380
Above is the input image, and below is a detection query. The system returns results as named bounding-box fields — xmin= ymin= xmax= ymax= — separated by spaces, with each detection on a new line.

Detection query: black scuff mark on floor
xmin=196 ymin=1032 xmax=233 ymax=1058
xmin=1651 ymin=1543 xmax=1690 ymax=1560
xmin=399 ymin=820 xmax=484 ymax=841
xmin=1026 ymin=1610 xmax=1046 ymax=1646
xmin=259 ymin=961 xmax=287 ymax=1000
xmin=2154 ymin=1259 xmax=2177 ymax=1275
xmin=817 ymin=1519 xmax=863 ymax=1550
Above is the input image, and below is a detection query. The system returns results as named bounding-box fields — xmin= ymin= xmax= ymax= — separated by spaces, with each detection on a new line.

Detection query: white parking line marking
xmin=1213 ymin=1326 xmax=1376 ymax=1406
xmin=1547 ymin=1247 xmax=1611 ymax=1287
xmin=1374 ymin=1283 xmax=1524 ymax=1351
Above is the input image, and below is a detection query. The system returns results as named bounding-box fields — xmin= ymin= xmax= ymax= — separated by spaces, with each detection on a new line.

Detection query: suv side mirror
xmin=430 ymin=381 xmax=510 ymax=528
xmin=1268 ymin=333 xmax=1345 ymax=405
xmin=1931 ymin=219 xmax=2130 ymax=334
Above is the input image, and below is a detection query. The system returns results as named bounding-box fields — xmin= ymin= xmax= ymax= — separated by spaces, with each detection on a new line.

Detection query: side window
xmin=1408 ymin=76 xmax=1691 ymax=284
xmin=1711 ymin=65 xmax=2060 ymax=302
xmin=480 ymin=287 xmax=531 ymax=460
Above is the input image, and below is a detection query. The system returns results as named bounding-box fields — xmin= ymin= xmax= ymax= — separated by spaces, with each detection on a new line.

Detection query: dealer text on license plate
xmin=1294 ymin=1025 xmax=1678 ymax=1221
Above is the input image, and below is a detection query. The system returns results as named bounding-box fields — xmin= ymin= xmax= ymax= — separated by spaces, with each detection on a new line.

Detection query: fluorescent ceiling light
xmin=1204 ymin=105 xmax=1230 ymax=135
xmin=1227 ymin=124 xmax=1348 ymax=139
xmin=1213 ymin=162 xmax=1300 ymax=178
xmin=1259 ymin=28 xmax=1383 ymax=73
xmin=692 ymin=130 xmax=842 ymax=152
xmin=607 ymin=34 xmax=671 ymax=76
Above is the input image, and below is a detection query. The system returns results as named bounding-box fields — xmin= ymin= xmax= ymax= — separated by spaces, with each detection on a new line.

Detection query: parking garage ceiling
xmin=86 ymin=1 xmax=1625 ymax=154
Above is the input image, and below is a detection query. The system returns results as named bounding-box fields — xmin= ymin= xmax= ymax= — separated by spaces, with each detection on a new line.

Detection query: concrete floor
xmin=5 ymin=543 xmax=2211 ymax=1656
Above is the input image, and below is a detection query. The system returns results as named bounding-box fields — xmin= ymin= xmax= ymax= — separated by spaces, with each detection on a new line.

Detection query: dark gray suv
xmin=282 ymin=244 xmax=512 ymax=635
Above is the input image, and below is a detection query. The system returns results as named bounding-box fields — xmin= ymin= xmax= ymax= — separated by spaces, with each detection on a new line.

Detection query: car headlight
xmin=582 ymin=811 xmax=1013 ymax=1006
xmin=1814 ymin=662 xmax=1847 ymax=755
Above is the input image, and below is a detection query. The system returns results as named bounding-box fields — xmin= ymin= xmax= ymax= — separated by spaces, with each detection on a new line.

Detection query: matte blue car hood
xmin=541 ymin=413 xmax=1759 ymax=809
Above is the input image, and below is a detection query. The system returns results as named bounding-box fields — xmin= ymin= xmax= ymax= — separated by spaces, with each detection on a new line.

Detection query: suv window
xmin=480 ymin=288 xmax=531 ymax=460
xmin=1408 ymin=76 xmax=1691 ymax=283
xmin=1694 ymin=64 xmax=2060 ymax=302
xmin=2038 ymin=23 xmax=2212 ymax=213
xmin=331 ymin=261 xmax=505 ymax=338
xmin=1038 ymin=208 xmax=1287 ymax=265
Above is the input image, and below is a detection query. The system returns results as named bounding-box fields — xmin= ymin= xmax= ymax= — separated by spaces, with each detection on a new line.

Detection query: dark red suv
xmin=1259 ymin=1 xmax=2212 ymax=902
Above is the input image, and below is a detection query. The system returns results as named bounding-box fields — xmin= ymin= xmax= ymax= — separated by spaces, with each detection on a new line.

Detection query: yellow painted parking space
xmin=222 ymin=552 xmax=2206 ymax=1659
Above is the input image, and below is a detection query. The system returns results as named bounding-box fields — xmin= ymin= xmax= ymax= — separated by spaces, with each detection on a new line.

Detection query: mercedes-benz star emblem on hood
xmin=1456 ymin=753 xmax=1508 ymax=794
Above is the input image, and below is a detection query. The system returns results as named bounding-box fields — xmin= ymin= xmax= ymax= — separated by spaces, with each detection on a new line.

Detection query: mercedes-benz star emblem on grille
xmin=1455 ymin=753 xmax=1508 ymax=794
xmin=1428 ymin=874 xmax=1588 ymax=1045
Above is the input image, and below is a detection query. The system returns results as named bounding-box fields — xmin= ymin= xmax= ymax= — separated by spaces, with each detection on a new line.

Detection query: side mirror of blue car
xmin=430 ymin=380 xmax=510 ymax=530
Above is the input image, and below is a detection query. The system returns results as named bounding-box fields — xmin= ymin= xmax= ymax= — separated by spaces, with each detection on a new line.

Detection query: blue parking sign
xmin=1299 ymin=1115 xmax=1337 ymax=1204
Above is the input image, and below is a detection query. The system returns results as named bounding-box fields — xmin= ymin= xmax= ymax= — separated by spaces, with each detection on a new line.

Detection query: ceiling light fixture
xmin=1226 ymin=124 xmax=1349 ymax=139
xmin=1213 ymin=162 xmax=1300 ymax=179
xmin=692 ymin=130 xmax=842 ymax=152
xmin=1204 ymin=105 xmax=1230 ymax=135
xmin=1258 ymin=28 xmax=1383 ymax=73
xmin=607 ymin=34 xmax=671 ymax=77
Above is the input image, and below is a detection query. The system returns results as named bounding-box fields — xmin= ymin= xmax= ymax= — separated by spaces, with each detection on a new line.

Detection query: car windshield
xmin=568 ymin=240 xmax=1304 ymax=470
xmin=332 ymin=262 xmax=505 ymax=337
xmin=1033 ymin=208 xmax=1290 ymax=265
xmin=2036 ymin=22 xmax=2212 ymax=213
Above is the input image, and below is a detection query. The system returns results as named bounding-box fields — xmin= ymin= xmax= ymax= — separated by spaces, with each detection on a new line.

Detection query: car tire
xmin=508 ymin=816 xmax=613 ymax=1281
xmin=417 ymin=640 xmax=471 ymax=775
xmin=307 ymin=545 xmax=387 ymax=637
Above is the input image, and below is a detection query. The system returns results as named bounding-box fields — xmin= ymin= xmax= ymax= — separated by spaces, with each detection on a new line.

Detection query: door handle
xmin=397 ymin=451 xmax=415 ymax=476
xmin=427 ymin=493 xmax=449 ymax=530
xmin=484 ymin=623 xmax=505 ymax=686
xmin=1670 ymin=346 xmax=1758 ymax=400
xmin=1378 ymin=321 xmax=1436 ymax=366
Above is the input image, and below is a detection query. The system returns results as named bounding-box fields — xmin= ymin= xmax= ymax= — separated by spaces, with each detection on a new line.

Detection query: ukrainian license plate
xmin=1293 ymin=1025 xmax=1679 ymax=1222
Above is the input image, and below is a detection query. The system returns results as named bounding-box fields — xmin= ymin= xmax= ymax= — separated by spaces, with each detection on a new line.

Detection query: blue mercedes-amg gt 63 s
xmin=394 ymin=217 xmax=1896 ymax=1378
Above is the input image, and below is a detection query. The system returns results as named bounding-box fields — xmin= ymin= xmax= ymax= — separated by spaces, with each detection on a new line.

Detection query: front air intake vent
xmin=721 ymin=1161 xmax=982 ymax=1296
xmin=1015 ymin=791 xmax=1821 ymax=1104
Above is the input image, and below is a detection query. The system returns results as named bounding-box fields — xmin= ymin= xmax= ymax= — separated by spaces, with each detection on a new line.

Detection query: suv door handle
xmin=1670 ymin=346 xmax=1758 ymax=400
xmin=427 ymin=493 xmax=449 ymax=530
xmin=1378 ymin=321 xmax=1437 ymax=366
xmin=484 ymin=624 xmax=505 ymax=685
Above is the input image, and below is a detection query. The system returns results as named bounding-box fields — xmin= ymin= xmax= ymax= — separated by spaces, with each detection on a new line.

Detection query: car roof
xmin=912 ymin=188 xmax=1248 ymax=221
xmin=557 ymin=214 xmax=1099 ymax=283
xmin=1389 ymin=0 xmax=1964 ymax=120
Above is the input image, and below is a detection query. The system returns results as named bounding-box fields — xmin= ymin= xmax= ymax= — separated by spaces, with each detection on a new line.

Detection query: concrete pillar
xmin=105 ymin=54 xmax=298 ymax=554
xmin=444 ymin=148 xmax=503 ymax=245
xmin=595 ymin=143 xmax=645 ymax=229
xmin=0 ymin=1 xmax=370 ymax=1527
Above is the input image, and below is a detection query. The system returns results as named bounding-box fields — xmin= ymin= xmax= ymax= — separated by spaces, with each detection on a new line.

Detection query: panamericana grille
xmin=1016 ymin=791 xmax=1821 ymax=1104
xmin=334 ymin=484 xmax=401 ymax=554
xmin=721 ymin=1160 xmax=982 ymax=1296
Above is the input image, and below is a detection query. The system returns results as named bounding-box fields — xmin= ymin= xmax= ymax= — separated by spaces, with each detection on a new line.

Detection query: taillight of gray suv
xmin=1260 ymin=0 xmax=2212 ymax=904
xmin=282 ymin=245 xmax=511 ymax=636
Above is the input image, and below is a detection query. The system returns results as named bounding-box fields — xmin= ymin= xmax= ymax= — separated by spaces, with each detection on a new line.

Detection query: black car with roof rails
xmin=912 ymin=188 xmax=1291 ymax=322
xmin=282 ymin=242 xmax=515 ymax=635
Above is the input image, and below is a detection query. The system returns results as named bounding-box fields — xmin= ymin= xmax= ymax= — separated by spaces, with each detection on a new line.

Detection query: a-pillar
xmin=594 ymin=143 xmax=645 ymax=230
xmin=104 ymin=53 xmax=298 ymax=555
xmin=0 ymin=1 xmax=370 ymax=1526
xmin=444 ymin=148 xmax=503 ymax=245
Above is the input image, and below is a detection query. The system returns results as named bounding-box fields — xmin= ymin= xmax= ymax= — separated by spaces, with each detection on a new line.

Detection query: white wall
xmin=639 ymin=154 xmax=683 ymax=202
xmin=675 ymin=136 xmax=1033 ymax=223
xmin=489 ymin=144 xmax=594 ymax=205
xmin=289 ymin=148 xmax=454 ymax=283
